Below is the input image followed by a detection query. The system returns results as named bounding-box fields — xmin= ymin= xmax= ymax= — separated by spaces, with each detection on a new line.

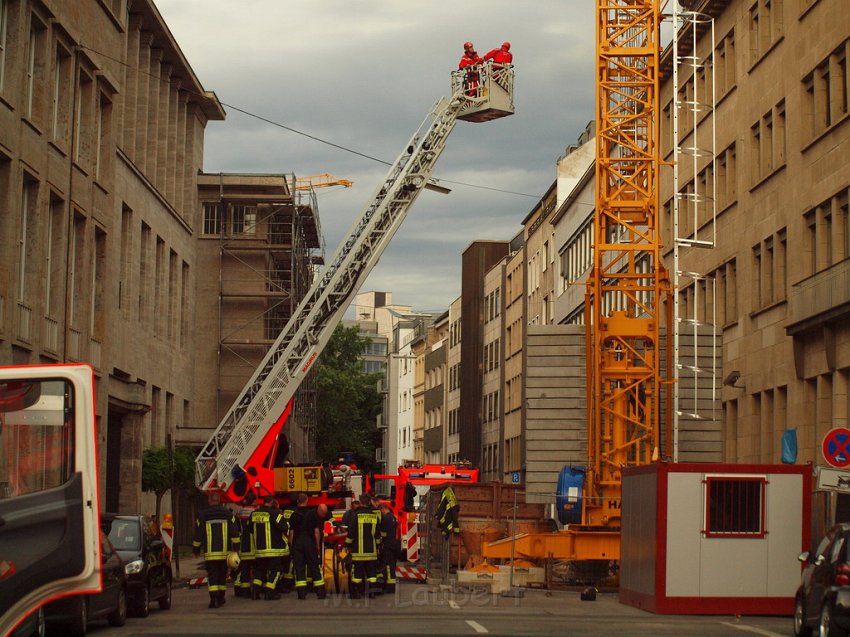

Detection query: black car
xmin=102 ymin=513 xmax=172 ymax=616
xmin=794 ymin=523 xmax=850 ymax=637
xmin=9 ymin=606 xmax=44 ymax=637
xmin=44 ymin=530 xmax=127 ymax=637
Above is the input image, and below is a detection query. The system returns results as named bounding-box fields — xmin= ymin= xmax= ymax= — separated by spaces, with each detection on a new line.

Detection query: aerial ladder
xmin=484 ymin=0 xmax=671 ymax=571
xmin=195 ymin=61 xmax=514 ymax=501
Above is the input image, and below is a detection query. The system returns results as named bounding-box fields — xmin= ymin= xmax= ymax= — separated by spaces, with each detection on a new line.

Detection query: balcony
xmin=786 ymin=259 xmax=850 ymax=336
xmin=376 ymin=413 xmax=387 ymax=430
xmin=375 ymin=447 xmax=387 ymax=463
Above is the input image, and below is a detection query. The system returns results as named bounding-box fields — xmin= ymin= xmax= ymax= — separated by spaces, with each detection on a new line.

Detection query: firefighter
xmin=483 ymin=41 xmax=513 ymax=65
xmin=378 ymin=502 xmax=399 ymax=594
xmin=279 ymin=504 xmax=296 ymax=593
xmin=458 ymin=41 xmax=482 ymax=97
xmin=250 ymin=495 xmax=289 ymax=600
xmin=289 ymin=496 xmax=330 ymax=600
xmin=436 ymin=486 xmax=461 ymax=537
xmin=233 ymin=504 xmax=256 ymax=598
xmin=346 ymin=493 xmax=381 ymax=599
xmin=192 ymin=492 xmax=240 ymax=608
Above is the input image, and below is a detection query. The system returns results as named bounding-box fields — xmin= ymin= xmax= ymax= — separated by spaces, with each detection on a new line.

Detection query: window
xmin=705 ymin=476 xmax=766 ymax=537
xmin=803 ymin=39 xmax=850 ymax=140
xmin=202 ymin=203 xmax=223 ymax=235
xmin=51 ymin=43 xmax=72 ymax=145
xmin=751 ymin=101 xmax=787 ymax=184
xmin=0 ymin=0 xmax=8 ymax=92
xmin=25 ymin=15 xmax=47 ymax=125
xmin=749 ymin=0 xmax=783 ymax=65
xmin=715 ymin=29 xmax=736 ymax=98
xmin=0 ymin=378 xmax=75 ymax=497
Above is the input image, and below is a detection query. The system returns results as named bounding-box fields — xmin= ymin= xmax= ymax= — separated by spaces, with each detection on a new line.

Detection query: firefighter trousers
xmin=293 ymin=540 xmax=324 ymax=595
xmin=349 ymin=559 xmax=377 ymax=597
xmin=206 ymin=559 xmax=227 ymax=601
xmin=252 ymin=555 xmax=282 ymax=595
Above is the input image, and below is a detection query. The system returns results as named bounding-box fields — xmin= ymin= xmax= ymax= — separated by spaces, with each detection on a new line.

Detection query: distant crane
xmin=294 ymin=173 xmax=353 ymax=190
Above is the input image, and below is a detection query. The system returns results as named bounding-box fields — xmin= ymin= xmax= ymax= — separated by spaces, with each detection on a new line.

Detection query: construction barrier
xmin=395 ymin=564 xmax=427 ymax=582
xmin=403 ymin=513 xmax=420 ymax=563
xmin=160 ymin=513 xmax=174 ymax=562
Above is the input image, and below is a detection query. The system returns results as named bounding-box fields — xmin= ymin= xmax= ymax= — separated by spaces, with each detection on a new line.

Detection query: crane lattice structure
xmin=583 ymin=0 xmax=672 ymax=532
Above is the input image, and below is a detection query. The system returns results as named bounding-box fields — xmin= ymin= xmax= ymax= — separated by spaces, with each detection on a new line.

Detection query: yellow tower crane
xmin=484 ymin=0 xmax=671 ymax=568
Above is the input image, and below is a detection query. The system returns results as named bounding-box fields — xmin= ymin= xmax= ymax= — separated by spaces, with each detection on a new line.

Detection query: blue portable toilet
xmin=556 ymin=466 xmax=585 ymax=525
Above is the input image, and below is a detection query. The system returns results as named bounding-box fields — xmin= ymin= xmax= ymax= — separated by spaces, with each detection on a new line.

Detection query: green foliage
xmin=314 ymin=325 xmax=383 ymax=472
xmin=142 ymin=446 xmax=198 ymax=520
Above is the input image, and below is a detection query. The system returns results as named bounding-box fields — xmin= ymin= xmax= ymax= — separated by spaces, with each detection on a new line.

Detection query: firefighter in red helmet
xmin=484 ymin=41 xmax=513 ymax=65
xmin=458 ymin=41 xmax=482 ymax=97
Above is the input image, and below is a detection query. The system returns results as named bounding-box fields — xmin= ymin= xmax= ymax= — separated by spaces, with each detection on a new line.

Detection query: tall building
xmin=659 ymin=0 xmax=849 ymax=507
xmin=0 ymin=1 xmax=321 ymax=523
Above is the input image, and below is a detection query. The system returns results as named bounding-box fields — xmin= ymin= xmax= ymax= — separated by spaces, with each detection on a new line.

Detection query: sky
xmin=155 ymin=1 xmax=597 ymax=313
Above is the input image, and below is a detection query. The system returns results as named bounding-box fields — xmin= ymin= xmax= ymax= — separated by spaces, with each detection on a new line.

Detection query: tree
xmin=313 ymin=325 xmax=383 ymax=472
xmin=141 ymin=446 xmax=197 ymax=521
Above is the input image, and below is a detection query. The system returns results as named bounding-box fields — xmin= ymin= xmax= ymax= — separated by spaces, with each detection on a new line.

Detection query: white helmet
xmin=226 ymin=551 xmax=240 ymax=570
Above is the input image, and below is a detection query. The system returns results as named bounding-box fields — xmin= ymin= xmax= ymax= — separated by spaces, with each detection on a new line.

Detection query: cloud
xmin=157 ymin=0 xmax=597 ymax=312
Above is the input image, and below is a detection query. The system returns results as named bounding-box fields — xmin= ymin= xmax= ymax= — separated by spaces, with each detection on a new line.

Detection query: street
xmin=74 ymin=583 xmax=794 ymax=637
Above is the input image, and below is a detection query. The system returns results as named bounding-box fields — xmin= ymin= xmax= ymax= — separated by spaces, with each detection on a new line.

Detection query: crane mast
xmin=583 ymin=0 xmax=671 ymax=531
xmin=195 ymin=63 xmax=514 ymax=497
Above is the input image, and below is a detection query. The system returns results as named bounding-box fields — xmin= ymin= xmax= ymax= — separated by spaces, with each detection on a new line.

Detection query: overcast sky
xmin=155 ymin=1 xmax=597 ymax=313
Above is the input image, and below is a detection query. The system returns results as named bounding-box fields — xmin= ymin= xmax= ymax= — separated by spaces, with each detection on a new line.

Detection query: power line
xmin=79 ymin=44 xmax=542 ymax=199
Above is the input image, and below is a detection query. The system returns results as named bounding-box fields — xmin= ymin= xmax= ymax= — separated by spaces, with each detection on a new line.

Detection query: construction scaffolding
xmin=197 ymin=173 xmax=324 ymax=462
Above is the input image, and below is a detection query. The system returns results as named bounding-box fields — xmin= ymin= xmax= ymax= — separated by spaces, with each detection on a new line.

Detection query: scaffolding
xmin=197 ymin=173 xmax=324 ymax=462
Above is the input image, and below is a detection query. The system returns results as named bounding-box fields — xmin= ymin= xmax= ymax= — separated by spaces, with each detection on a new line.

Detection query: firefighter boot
xmin=316 ymin=586 xmax=327 ymax=600
xmin=251 ymin=585 xmax=261 ymax=600
xmin=296 ymin=588 xmax=307 ymax=600
xmin=208 ymin=595 xmax=219 ymax=609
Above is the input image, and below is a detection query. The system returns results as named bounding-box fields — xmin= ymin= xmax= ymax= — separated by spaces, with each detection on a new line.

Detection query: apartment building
xmin=0 ymin=0 xmax=227 ymax=513
xmin=0 ymin=1 xmax=325 ymax=525
xmin=423 ymin=312 xmax=449 ymax=465
xmin=446 ymin=297 xmax=462 ymax=464
xmin=659 ymin=0 xmax=849 ymax=486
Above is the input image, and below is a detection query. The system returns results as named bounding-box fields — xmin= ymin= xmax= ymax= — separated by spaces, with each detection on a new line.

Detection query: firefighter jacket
xmin=436 ymin=486 xmax=460 ymax=537
xmin=346 ymin=508 xmax=380 ymax=562
xmin=192 ymin=504 xmax=240 ymax=560
xmin=250 ymin=505 xmax=290 ymax=557
xmin=379 ymin=510 xmax=400 ymax=552
xmin=238 ymin=509 xmax=256 ymax=559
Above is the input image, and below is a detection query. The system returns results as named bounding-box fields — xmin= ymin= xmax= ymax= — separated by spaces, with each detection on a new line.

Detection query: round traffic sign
xmin=823 ymin=428 xmax=850 ymax=468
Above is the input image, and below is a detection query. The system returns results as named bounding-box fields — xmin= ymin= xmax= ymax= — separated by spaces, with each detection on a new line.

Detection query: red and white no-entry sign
xmin=823 ymin=428 xmax=850 ymax=468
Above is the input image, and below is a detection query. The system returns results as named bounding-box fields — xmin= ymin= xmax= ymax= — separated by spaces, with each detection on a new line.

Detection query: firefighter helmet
xmin=464 ymin=41 xmax=474 ymax=50
xmin=226 ymin=551 xmax=240 ymax=570
xmin=502 ymin=41 xmax=511 ymax=50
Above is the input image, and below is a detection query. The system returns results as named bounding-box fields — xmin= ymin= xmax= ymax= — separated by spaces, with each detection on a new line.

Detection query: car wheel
xmin=34 ymin=607 xmax=45 ymax=637
xmin=63 ymin=597 xmax=87 ymax=637
xmin=135 ymin=584 xmax=150 ymax=617
xmin=795 ymin=595 xmax=813 ymax=637
xmin=108 ymin=586 xmax=127 ymax=627
xmin=819 ymin=601 xmax=848 ymax=637
xmin=158 ymin=578 xmax=172 ymax=610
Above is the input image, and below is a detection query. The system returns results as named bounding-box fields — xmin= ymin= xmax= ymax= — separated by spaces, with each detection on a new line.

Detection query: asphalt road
xmin=66 ymin=584 xmax=794 ymax=637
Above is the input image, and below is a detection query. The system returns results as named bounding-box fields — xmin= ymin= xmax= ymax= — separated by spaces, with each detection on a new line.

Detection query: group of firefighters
xmin=458 ymin=40 xmax=513 ymax=95
xmin=192 ymin=491 xmax=400 ymax=608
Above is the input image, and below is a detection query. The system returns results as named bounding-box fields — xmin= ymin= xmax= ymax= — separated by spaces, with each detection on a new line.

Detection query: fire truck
xmin=0 ymin=364 xmax=101 ymax=636
xmin=373 ymin=461 xmax=478 ymax=579
xmin=192 ymin=63 xmax=514 ymax=584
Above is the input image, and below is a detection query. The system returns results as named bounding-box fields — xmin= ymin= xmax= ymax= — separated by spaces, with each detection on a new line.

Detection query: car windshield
xmin=106 ymin=518 xmax=140 ymax=551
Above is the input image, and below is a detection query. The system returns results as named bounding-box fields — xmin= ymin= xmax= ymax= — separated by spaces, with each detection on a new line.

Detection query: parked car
xmin=9 ymin=606 xmax=44 ymax=637
xmin=794 ymin=523 xmax=850 ymax=637
xmin=101 ymin=513 xmax=172 ymax=616
xmin=44 ymin=530 xmax=127 ymax=637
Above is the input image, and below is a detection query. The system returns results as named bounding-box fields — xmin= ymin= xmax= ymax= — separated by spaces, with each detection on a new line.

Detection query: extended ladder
xmin=196 ymin=65 xmax=514 ymax=493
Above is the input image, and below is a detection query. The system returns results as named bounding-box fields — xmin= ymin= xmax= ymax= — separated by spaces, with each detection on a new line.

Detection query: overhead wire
xmin=79 ymin=43 xmax=541 ymax=199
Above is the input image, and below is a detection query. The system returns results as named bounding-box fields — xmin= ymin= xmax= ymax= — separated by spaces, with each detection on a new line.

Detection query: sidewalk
xmin=172 ymin=552 xmax=208 ymax=588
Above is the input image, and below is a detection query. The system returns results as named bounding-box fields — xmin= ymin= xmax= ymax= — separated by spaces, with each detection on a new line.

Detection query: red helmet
xmin=464 ymin=41 xmax=474 ymax=50
xmin=502 ymin=41 xmax=511 ymax=50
